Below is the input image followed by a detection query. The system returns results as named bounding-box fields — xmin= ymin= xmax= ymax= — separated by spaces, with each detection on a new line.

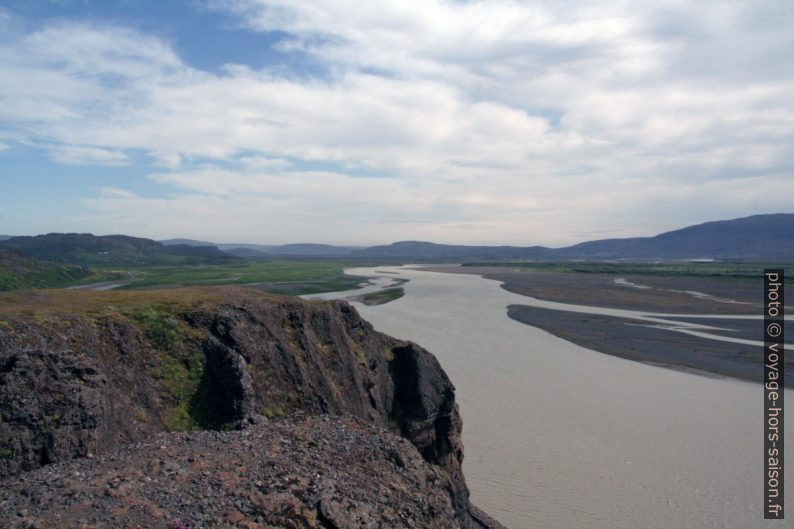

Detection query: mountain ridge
xmin=0 ymin=233 xmax=238 ymax=266
xmin=4 ymin=213 xmax=792 ymax=263
xmin=356 ymin=213 xmax=794 ymax=260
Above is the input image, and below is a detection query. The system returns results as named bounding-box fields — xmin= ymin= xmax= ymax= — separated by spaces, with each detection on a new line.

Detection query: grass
xmin=71 ymin=259 xmax=363 ymax=294
xmin=0 ymin=287 xmax=236 ymax=320
xmin=0 ymin=253 xmax=91 ymax=291
xmin=133 ymin=306 xmax=181 ymax=349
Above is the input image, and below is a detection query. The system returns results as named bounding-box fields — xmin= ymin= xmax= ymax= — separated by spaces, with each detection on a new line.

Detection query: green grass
xmin=0 ymin=253 xmax=91 ymax=291
xmin=73 ymin=260 xmax=363 ymax=294
xmin=133 ymin=306 xmax=181 ymax=349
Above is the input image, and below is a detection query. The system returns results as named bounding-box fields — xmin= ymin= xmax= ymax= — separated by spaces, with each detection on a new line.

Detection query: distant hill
xmin=165 ymin=239 xmax=361 ymax=258
xmin=0 ymin=233 xmax=238 ymax=267
xmin=159 ymin=238 xmax=217 ymax=247
xmin=7 ymin=214 xmax=792 ymax=266
xmin=0 ymin=248 xmax=91 ymax=291
xmin=558 ymin=214 xmax=794 ymax=260
xmin=353 ymin=241 xmax=554 ymax=261
xmin=0 ymin=236 xmax=13 ymax=241
xmin=356 ymin=214 xmax=794 ymax=261
xmin=269 ymin=243 xmax=362 ymax=257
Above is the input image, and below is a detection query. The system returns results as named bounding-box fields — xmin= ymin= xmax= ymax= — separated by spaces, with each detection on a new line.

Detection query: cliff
xmin=0 ymin=287 xmax=484 ymax=528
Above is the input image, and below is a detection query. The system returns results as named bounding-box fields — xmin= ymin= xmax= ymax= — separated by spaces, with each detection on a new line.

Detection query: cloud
xmin=50 ymin=145 xmax=130 ymax=166
xmin=1 ymin=2 xmax=793 ymax=243
xmin=97 ymin=187 xmax=138 ymax=198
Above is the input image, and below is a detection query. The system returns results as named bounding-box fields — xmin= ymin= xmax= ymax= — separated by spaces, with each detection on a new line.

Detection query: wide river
xmin=307 ymin=266 xmax=792 ymax=529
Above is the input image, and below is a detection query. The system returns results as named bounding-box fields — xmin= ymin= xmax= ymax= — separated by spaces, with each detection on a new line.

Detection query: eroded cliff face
xmin=0 ymin=287 xmax=471 ymax=527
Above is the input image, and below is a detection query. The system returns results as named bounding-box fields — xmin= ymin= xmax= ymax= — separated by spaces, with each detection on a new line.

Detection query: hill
xmin=158 ymin=238 xmax=217 ymax=247
xmin=165 ymin=240 xmax=362 ymax=257
xmin=354 ymin=241 xmax=554 ymax=261
xmin=0 ymin=233 xmax=238 ymax=266
xmin=559 ymin=213 xmax=794 ymax=259
xmin=357 ymin=214 xmax=794 ymax=261
xmin=224 ymin=242 xmax=362 ymax=258
xmin=0 ymin=248 xmax=91 ymax=291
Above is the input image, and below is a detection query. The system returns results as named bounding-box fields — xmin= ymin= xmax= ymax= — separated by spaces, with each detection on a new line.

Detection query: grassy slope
xmin=0 ymin=250 xmax=91 ymax=291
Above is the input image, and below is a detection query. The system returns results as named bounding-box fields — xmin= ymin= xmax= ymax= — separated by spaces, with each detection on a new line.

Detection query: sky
xmin=0 ymin=0 xmax=792 ymax=246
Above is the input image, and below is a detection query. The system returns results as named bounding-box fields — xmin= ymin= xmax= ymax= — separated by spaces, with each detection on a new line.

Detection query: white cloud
xmin=50 ymin=145 xmax=130 ymax=166
xmin=1 ymin=2 xmax=793 ymax=243
xmin=97 ymin=187 xmax=138 ymax=198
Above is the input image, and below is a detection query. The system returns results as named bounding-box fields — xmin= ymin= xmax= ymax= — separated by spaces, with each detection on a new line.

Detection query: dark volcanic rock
xmin=0 ymin=287 xmax=472 ymax=527
xmin=0 ymin=414 xmax=460 ymax=529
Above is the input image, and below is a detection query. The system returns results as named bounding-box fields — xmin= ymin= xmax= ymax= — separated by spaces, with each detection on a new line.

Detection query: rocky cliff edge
xmin=0 ymin=287 xmax=502 ymax=529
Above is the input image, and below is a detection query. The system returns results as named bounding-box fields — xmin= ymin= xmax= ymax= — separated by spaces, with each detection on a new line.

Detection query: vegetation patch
xmin=133 ymin=306 xmax=181 ymax=349
xmin=261 ymin=405 xmax=286 ymax=419
xmin=355 ymin=287 xmax=405 ymax=306
xmin=131 ymin=305 xmax=226 ymax=430
xmin=0 ymin=249 xmax=91 ymax=291
xmin=353 ymin=345 xmax=368 ymax=366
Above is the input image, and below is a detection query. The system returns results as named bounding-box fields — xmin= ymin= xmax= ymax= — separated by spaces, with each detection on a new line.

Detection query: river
xmin=307 ymin=266 xmax=792 ymax=529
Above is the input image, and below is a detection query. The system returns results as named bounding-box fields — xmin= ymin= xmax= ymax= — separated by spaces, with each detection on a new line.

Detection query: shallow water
xmin=336 ymin=266 xmax=791 ymax=529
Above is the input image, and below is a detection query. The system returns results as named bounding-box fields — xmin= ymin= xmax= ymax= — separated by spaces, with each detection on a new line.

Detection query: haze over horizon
xmin=2 ymin=1 xmax=793 ymax=246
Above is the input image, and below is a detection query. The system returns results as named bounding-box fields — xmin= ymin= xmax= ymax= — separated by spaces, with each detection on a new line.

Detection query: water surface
xmin=335 ymin=266 xmax=791 ymax=529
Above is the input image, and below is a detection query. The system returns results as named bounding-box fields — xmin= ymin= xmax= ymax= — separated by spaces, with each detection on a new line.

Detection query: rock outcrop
xmin=0 ymin=414 xmax=460 ymax=529
xmin=0 ymin=287 xmax=473 ymax=527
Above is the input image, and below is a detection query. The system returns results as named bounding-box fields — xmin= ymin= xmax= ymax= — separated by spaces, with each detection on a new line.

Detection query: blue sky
xmin=1 ymin=0 xmax=792 ymax=245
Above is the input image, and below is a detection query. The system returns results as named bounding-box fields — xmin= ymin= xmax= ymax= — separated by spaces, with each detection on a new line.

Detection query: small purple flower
xmin=169 ymin=517 xmax=190 ymax=529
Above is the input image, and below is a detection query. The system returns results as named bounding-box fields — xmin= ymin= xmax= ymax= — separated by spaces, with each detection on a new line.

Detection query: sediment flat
xmin=507 ymin=304 xmax=792 ymax=386
xmin=432 ymin=265 xmax=763 ymax=314
xmin=433 ymin=265 xmax=791 ymax=385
